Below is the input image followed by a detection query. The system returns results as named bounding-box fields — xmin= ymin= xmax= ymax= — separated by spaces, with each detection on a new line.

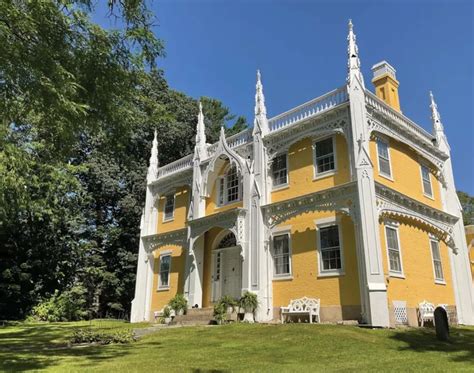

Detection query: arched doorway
xmin=211 ymin=231 xmax=242 ymax=302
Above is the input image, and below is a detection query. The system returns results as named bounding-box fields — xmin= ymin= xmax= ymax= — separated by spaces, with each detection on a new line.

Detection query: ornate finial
xmin=196 ymin=101 xmax=206 ymax=144
xmin=255 ymin=69 xmax=267 ymax=117
xmin=347 ymin=19 xmax=365 ymax=89
xmin=148 ymin=129 xmax=159 ymax=181
xmin=430 ymin=91 xmax=444 ymax=135
xmin=219 ymin=123 xmax=226 ymax=142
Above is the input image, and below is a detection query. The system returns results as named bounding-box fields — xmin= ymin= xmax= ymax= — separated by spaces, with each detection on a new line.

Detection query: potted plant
xmin=162 ymin=306 xmax=172 ymax=324
xmin=169 ymin=293 xmax=187 ymax=316
xmin=220 ymin=295 xmax=238 ymax=314
xmin=239 ymin=291 xmax=258 ymax=323
xmin=213 ymin=301 xmax=227 ymax=325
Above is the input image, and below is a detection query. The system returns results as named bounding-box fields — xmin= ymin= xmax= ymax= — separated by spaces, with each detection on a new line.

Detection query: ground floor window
xmin=319 ymin=225 xmax=342 ymax=271
xmin=385 ymin=225 xmax=403 ymax=276
xmin=430 ymin=239 xmax=444 ymax=282
xmin=273 ymin=233 xmax=291 ymax=276
xmin=158 ymin=254 xmax=171 ymax=289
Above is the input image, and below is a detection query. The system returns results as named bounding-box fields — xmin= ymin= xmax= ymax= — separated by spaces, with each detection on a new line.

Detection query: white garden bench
xmin=280 ymin=297 xmax=320 ymax=324
xmin=418 ymin=300 xmax=435 ymax=327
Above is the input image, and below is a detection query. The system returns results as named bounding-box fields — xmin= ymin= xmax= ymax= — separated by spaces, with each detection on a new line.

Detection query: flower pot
xmin=164 ymin=317 xmax=172 ymax=324
xmin=226 ymin=306 xmax=234 ymax=314
xmin=177 ymin=309 xmax=184 ymax=316
xmin=243 ymin=310 xmax=254 ymax=323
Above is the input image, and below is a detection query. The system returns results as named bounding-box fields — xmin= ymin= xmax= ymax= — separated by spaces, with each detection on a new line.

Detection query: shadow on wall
xmin=390 ymin=327 xmax=474 ymax=363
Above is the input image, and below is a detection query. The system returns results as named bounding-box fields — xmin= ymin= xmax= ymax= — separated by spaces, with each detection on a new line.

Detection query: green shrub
xmin=70 ymin=328 xmax=135 ymax=345
xmin=168 ymin=293 xmax=187 ymax=314
xmin=162 ymin=306 xmax=171 ymax=318
xmin=239 ymin=291 xmax=258 ymax=312
xmin=29 ymin=285 xmax=88 ymax=322
xmin=219 ymin=295 xmax=238 ymax=312
xmin=213 ymin=301 xmax=227 ymax=324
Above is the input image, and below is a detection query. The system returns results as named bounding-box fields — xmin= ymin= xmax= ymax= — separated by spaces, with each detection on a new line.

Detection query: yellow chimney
xmin=371 ymin=61 xmax=401 ymax=112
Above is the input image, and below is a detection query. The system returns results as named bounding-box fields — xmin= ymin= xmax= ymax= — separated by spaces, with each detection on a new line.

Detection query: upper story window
xmin=430 ymin=239 xmax=444 ymax=283
xmin=317 ymin=222 xmax=344 ymax=276
xmin=217 ymin=165 xmax=241 ymax=206
xmin=272 ymin=153 xmax=288 ymax=188
xmin=385 ymin=224 xmax=404 ymax=277
xmin=420 ymin=164 xmax=433 ymax=197
xmin=273 ymin=233 xmax=291 ymax=277
xmin=158 ymin=254 xmax=171 ymax=289
xmin=314 ymin=137 xmax=335 ymax=176
xmin=163 ymin=194 xmax=175 ymax=221
xmin=376 ymin=138 xmax=392 ymax=178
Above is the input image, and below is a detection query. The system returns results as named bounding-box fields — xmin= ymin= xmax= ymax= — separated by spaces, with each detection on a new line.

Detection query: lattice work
xmin=393 ymin=301 xmax=408 ymax=325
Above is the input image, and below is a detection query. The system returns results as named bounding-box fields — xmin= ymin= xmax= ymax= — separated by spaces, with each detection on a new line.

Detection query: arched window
xmin=217 ymin=165 xmax=241 ymax=205
xmin=217 ymin=232 xmax=237 ymax=249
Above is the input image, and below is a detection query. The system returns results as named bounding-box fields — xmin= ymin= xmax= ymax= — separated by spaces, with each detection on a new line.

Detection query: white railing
xmin=365 ymin=90 xmax=433 ymax=141
xmin=206 ymin=128 xmax=252 ymax=158
xmin=268 ymin=86 xmax=349 ymax=132
xmin=157 ymin=154 xmax=193 ymax=179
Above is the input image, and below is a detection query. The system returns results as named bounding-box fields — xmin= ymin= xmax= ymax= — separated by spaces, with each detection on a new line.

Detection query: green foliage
xmin=239 ymin=291 xmax=259 ymax=312
xmin=168 ymin=293 xmax=187 ymax=314
xmin=219 ymin=295 xmax=238 ymax=312
xmin=457 ymin=191 xmax=474 ymax=225
xmin=0 ymin=0 xmax=247 ymax=321
xmin=70 ymin=328 xmax=135 ymax=344
xmin=162 ymin=306 xmax=171 ymax=319
xmin=213 ymin=301 xmax=227 ymax=324
xmin=28 ymin=285 xmax=88 ymax=322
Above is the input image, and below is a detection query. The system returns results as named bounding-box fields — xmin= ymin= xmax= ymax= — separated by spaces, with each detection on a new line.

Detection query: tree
xmin=458 ymin=191 xmax=474 ymax=226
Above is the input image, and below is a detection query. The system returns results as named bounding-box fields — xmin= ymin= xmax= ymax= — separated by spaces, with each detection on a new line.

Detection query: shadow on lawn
xmin=0 ymin=324 xmax=135 ymax=371
xmin=390 ymin=327 xmax=474 ymax=363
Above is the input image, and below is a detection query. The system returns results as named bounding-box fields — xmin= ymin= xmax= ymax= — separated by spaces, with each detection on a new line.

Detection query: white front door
xmin=222 ymin=247 xmax=242 ymax=299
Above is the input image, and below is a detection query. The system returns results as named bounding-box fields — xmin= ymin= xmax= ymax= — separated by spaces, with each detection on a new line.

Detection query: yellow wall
xmin=465 ymin=225 xmax=474 ymax=279
xmin=272 ymin=212 xmax=360 ymax=308
xmin=369 ymin=138 xmax=442 ymax=209
xmin=157 ymin=186 xmax=190 ymax=233
xmin=150 ymin=244 xmax=186 ymax=313
xmin=271 ymin=134 xmax=351 ymax=203
xmin=379 ymin=219 xmax=455 ymax=308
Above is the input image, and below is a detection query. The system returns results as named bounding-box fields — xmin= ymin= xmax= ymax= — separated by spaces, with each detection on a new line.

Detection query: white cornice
xmin=142 ymin=228 xmax=188 ymax=253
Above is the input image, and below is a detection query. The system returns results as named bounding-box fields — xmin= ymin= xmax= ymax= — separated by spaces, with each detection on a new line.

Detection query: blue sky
xmin=95 ymin=0 xmax=473 ymax=194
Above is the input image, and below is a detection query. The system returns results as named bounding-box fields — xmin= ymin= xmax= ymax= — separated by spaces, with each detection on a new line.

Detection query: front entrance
xmin=212 ymin=245 xmax=242 ymax=301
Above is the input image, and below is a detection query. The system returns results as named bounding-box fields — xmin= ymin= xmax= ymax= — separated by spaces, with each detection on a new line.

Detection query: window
xmin=158 ymin=254 xmax=171 ymax=289
xmin=430 ymin=239 xmax=444 ymax=282
xmin=319 ymin=225 xmax=342 ymax=273
xmin=217 ymin=166 xmax=241 ymax=206
xmin=314 ymin=137 xmax=335 ymax=175
xmin=163 ymin=194 xmax=175 ymax=221
xmin=273 ymin=234 xmax=291 ymax=276
xmin=421 ymin=165 xmax=433 ymax=197
xmin=376 ymin=138 xmax=392 ymax=177
xmin=272 ymin=153 xmax=288 ymax=187
xmin=385 ymin=226 xmax=403 ymax=275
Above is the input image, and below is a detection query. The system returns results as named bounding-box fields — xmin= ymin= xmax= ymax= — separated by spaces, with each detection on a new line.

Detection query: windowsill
xmin=379 ymin=173 xmax=394 ymax=182
xmin=313 ymin=170 xmax=336 ymax=181
xmin=389 ymin=272 xmax=405 ymax=279
xmin=435 ymin=280 xmax=446 ymax=285
xmin=157 ymin=286 xmax=170 ymax=292
xmin=216 ymin=200 xmax=242 ymax=209
xmin=272 ymin=183 xmax=289 ymax=192
xmin=273 ymin=275 xmax=293 ymax=281
xmin=318 ymin=271 xmax=345 ymax=278
xmin=423 ymin=193 xmax=435 ymax=201
xmin=163 ymin=217 xmax=174 ymax=223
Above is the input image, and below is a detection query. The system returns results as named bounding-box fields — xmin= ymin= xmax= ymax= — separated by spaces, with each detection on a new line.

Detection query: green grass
xmin=0 ymin=321 xmax=473 ymax=372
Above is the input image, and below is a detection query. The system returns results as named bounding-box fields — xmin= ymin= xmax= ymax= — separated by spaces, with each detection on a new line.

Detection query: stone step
xmin=173 ymin=319 xmax=213 ymax=326
xmin=169 ymin=307 xmax=215 ymax=326
xmin=185 ymin=308 xmax=214 ymax=316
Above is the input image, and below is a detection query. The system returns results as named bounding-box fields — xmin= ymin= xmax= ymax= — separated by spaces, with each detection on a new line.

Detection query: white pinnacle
xmin=347 ymin=19 xmax=365 ymax=89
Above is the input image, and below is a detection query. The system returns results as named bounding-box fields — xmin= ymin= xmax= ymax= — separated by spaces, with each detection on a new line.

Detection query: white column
xmin=186 ymin=235 xmax=204 ymax=308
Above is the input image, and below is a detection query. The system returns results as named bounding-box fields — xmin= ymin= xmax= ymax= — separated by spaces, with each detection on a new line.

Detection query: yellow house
xmin=466 ymin=225 xmax=474 ymax=279
xmin=130 ymin=21 xmax=474 ymax=327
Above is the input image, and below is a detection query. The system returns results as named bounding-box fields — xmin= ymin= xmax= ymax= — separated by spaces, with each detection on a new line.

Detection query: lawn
xmin=1 ymin=321 xmax=473 ymax=372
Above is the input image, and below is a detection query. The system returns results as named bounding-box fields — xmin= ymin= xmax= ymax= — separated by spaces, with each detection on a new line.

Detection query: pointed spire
xmin=253 ymin=69 xmax=268 ymax=136
xmin=147 ymin=129 xmax=159 ymax=181
xmin=219 ymin=123 xmax=226 ymax=142
xmin=430 ymin=91 xmax=444 ymax=132
xmin=196 ymin=101 xmax=206 ymax=145
xmin=347 ymin=19 xmax=365 ymax=89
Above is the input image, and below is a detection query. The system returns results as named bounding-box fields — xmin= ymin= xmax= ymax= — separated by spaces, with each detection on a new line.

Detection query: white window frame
xmin=271 ymin=153 xmax=289 ymax=190
xmin=315 ymin=217 xmax=345 ymax=277
xmin=157 ymin=252 xmax=172 ymax=290
xmin=216 ymin=165 xmax=242 ymax=207
xmin=429 ymin=236 xmax=445 ymax=284
xmin=376 ymin=137 xmax=393 ymax=180
xmin=271 ymin=227 xmax=292 ymax=279
xmin=313 ymin=136 xmax=337 ymax=180
xmin=419 ymin=163 xmax=434 ymax=199
xmin=384 ymin=220 xmax=405 ymax=278
xmin=163 ymin=194 xmax=175 ymax=222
